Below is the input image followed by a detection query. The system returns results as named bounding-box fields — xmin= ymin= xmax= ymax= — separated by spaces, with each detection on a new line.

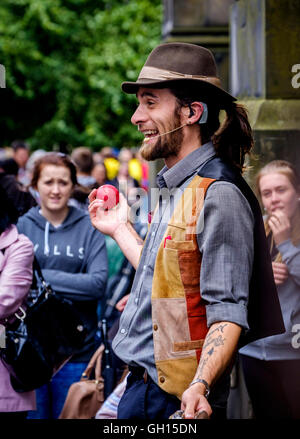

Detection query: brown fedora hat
xmin=122 ymin=42 xmax=236 ymax=105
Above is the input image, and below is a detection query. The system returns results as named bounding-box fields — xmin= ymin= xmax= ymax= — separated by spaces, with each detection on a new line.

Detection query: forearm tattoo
xmin=196 ymin=323 xmax=228 ymax=377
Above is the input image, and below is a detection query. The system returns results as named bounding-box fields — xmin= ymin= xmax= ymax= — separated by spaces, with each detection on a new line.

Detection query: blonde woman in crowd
xmin=240 ymin=160 xmax=300 ymax=419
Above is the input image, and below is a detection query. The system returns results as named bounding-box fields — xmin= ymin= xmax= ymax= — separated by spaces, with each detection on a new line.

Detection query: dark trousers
xmin=118 ymin=368 xmax=181 ymax=419
xmin=118 ymin=367 xmax=228 ymax=420
xmin=240 ymin=354 xmax=300 ymax=419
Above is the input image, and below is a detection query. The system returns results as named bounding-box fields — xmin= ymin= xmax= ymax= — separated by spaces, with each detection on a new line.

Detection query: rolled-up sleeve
xmin=197 ymin=181 xmax=254 ymax=329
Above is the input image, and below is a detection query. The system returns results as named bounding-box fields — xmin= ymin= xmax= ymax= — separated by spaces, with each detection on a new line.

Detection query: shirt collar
xmin=156 ymin=141 xmax=216 ymax=189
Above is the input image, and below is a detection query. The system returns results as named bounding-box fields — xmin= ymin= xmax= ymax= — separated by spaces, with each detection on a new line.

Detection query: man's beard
xmin=140 ymin=111 xmax=183 ymax=161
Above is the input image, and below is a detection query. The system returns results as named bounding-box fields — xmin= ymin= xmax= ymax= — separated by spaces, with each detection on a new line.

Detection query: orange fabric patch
xmin=152 ymin=176 xmax=216 ymax=397
xmin=173 ymin=339 xmax=204 ymax=351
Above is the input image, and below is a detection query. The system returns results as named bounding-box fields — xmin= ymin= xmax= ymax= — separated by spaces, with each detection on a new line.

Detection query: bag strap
xmin=81 ymin=344 xmax=105 ymax=381
xmin=9 ymin=257 xmax=50 ymax=324
xmin=33 ymin=256 xmax=46 ymax=283
xmin=31 ymin=256 xmax=53 ymax=297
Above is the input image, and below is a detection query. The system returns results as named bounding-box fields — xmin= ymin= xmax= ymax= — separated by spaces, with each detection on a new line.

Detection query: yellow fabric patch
xmin=156 ymin=356 xmax=198 ymax=400
xmin=152 ymin=246 xmax=185 ymax=298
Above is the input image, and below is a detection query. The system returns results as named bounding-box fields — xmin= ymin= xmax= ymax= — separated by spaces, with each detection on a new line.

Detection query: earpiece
xmin=187 ymin=102 xmax=208 ymax=124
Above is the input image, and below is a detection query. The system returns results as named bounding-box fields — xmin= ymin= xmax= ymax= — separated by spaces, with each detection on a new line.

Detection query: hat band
xmin=138 ymin=66 xmax=222 ymax=88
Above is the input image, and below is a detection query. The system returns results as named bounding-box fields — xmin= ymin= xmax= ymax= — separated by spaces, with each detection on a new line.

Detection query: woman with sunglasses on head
xmin=16 ymin=153 xmax=108 ymax=419
xmin=0 ymin=186 xmax=35 ymax=419
xmin=240 ymin=160 xmax=300 ymax=419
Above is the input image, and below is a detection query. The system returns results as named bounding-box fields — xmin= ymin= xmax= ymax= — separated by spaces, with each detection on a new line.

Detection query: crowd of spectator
xmin=0 ymin=140 xmax=149 ymax=419
xmin=1 ymin=139 xmax=299 ymax=420
xmin=0 ymin=141 xmax=149 ymax=216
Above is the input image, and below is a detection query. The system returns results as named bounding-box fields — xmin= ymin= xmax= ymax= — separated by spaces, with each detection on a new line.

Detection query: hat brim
xmin=121 ymin=78 xmax=236 ymax=106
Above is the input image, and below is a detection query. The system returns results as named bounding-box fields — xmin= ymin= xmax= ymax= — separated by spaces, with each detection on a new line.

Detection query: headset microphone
xmin=144 ymin=123 xmax=188 ymax=143
xmin=144 ymin=102 xmax=208 ymax=143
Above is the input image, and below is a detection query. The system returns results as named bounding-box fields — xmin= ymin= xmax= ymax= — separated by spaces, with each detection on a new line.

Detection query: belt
xmin=128 ymin=366 xmax=149 ymax=383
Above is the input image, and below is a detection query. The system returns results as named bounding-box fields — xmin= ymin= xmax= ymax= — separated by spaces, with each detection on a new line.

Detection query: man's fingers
xmin=88 ymin=188 xmax=97 ymax=203
xmin=88 ymin=199 xmax=105 ymax=217
xmin=182 ymin=401 xmax=196 ymax=419
xmin=88 ymin=198 xmax=103 ymax=210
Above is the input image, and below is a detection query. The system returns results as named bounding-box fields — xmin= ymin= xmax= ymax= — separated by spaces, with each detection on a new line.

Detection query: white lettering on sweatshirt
xmin=34 ymin=243 xmax=84 ymax=259
xmin=78 ymin=247 xmax=84 ymax=259
xmin=54 ymin=245 xmax=61 ymax=256
xmin=66 ymin=246 xmax=74 ymax=257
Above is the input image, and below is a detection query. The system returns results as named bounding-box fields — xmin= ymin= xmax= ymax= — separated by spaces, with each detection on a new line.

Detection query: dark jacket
xmin=198 ymin=156 xmax=285 ymax=346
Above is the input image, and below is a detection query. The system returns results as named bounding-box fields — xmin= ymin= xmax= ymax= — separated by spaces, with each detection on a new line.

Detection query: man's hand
xmin=181 ymin=321 xmax=241 ymax=419
xmin=88 ymin=189 xmax=143 ymax=269
xmin=268 ymin=210 xmax=291 ymax=246
xmin=181 ymin=383 xmax=212 ymax=419
xmin=272 ymin=261 xmax=289 ymax=285
xmin=88 ymin=189 xmax=129 ymax=238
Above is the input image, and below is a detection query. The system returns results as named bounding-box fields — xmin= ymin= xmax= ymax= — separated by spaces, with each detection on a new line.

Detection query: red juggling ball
xmin=96 ymin=185 xmax=119 ymax=210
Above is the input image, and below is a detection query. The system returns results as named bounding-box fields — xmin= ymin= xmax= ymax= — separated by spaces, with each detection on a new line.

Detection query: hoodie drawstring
xmin=44 ymin=221 xmax=50 ymax=256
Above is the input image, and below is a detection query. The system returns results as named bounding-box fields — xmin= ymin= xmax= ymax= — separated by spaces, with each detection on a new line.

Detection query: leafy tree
xmin=0 ymin=0 xmax=162 ymax=151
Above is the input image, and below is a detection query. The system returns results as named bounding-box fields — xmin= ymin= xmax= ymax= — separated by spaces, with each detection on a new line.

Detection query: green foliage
xmin=0 ymin=0 xmax=162 ymax=151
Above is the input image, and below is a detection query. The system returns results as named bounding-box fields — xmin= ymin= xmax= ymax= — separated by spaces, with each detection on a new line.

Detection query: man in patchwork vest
xmin=89 ymin=42 xmax=284 ymax=419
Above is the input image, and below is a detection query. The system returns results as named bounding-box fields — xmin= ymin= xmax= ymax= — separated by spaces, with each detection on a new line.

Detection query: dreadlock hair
xmin=170 ymin=85 xmax=253 ymax=172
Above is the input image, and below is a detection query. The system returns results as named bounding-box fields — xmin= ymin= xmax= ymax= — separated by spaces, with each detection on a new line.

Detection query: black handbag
xmin=0 ymin=257 xmax=87 ymax=393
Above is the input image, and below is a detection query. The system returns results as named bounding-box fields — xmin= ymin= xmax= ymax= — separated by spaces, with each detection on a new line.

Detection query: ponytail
xmin=170 ymin=86 xmax=253 ymax=172
xmin=212 ymin=103 xmax=253 ymax=172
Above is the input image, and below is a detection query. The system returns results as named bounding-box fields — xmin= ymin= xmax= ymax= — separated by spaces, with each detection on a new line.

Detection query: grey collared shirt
xmin=112 ymin=141 xmax=254 ymax=384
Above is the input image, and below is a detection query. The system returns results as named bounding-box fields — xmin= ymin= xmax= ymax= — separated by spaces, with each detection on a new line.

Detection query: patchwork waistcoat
xmin=151 ymin=174 xmax=215 ymax=399
xmin=150 ymin=155 xmax=285 ymax=400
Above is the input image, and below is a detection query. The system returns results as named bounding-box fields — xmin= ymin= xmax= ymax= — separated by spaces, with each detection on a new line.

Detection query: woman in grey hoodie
xmin=240 ymin=160 xmax=300 ymax=419
xmin=17 ymin=153 xmax=108 ymax=419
